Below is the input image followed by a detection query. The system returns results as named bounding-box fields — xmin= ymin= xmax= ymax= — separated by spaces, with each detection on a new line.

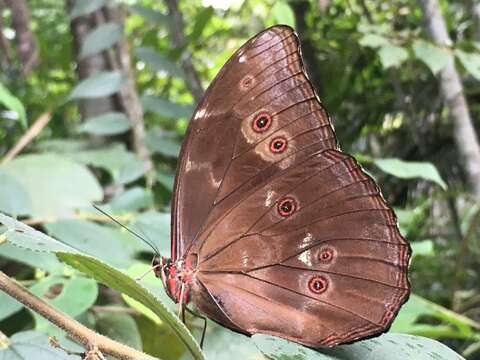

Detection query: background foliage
xmin=1 ymin=0 xmax=480 ymax=359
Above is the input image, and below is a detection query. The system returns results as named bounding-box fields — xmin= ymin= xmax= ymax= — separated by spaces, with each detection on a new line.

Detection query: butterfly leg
xmin=135 ymin=264 xmax=160 ymax=281
xmin=177 ymin=283 xmax=186 ymax=318
xmin=185 ymin=307 xmax=207 ymax=349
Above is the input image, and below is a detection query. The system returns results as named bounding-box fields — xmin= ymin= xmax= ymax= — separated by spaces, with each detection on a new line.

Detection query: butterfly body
xmin=156 ymin=25 xmax=410 ymax=348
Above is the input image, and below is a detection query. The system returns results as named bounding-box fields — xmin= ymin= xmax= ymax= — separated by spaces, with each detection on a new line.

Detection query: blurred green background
xmin=1 ymin=0 xmax=480 ymax=359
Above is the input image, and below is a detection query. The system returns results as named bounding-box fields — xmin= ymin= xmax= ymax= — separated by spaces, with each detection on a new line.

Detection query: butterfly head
xmin=152 ymin=256 xmax=192 ymax=305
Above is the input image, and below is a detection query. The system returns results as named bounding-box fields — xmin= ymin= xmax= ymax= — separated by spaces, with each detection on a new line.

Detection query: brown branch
xmin=0 ymin=271 xmax=158 ymax=360
xmin=4 ymin=0 xmax=39 ymax=75
xmin=1 ymin=110 xmax=52 ymax=164
xmin=164 ymin=0 xmax=204 ymax=103
xmin=113 ymin=6 xmax=154 ymax=183
xmin=418 ymin=0 xmax=480 ymax=200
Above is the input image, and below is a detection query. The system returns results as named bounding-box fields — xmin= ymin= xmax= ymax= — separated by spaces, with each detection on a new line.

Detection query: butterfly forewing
xmin=171 ymin=25 xmax=410 ymax=348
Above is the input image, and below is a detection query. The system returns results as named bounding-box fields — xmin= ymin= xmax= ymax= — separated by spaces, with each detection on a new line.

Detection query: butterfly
xmin=153 ymin=25 xmax=410 ymax=348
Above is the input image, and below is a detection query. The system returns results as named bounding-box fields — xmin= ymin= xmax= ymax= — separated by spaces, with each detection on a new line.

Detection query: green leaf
xmin=0 ymin=214 xmax=204 ymax=360
xmin=0 ymin=82 xmax=27 ymax=128
xmin=108 ymin=187 xmax=154 ymax=212
xmin=358 ymin=33 xmax=390 ymax=48
xmin=0 ymin=241 xmax=65 ymax=274
xmin=271 ymin=2 xmax=295 ymax=28
xmin=0 ymin=331 xmax=82 ymax=359
xmin=145 ymin=131 xmax=181 ymax=158
xmin=132 ymin=211 xmax=171 ymax=254
xmin=29 ymin=275 xmax=98 ymax=334
xmin=135 ymin=47 xmax=184 ymax=78
xmin=253 ymin=333 xmax=465 ymax=360
xmin=413 ymin=40 xmax=450 ymax=74
xmin=378 ymin=45 xmax=409 ymax=68
xmin=69 ymin=71 xmax=125 ymax=99
xmin=44 ymin=220 xmax=136 ymax=268
xmin=79 ymin=112 xmax=131 ymax=136
xmin=95 ymin=312 xmax=142 ymax=351
xmin=129 ymin=5 xmax=168 ymax=25
xmin=0 ymin=291 xmax=23 ymax=321
xmin=0 ymin=169 xmax=31 ymax=216
xmin=72 ymin=144 xmax=146 ymax=185
xmin=189 ymin=6 xmax=214 ymax=44
xmin=80 ymin=23 xmax=123 ymax=59
xmin=411 ymin=240 xmax=434 ymax=258
xmin=0 ymin=154 xmax=102 ymax=218
xmin=141 ymin=95 xmax=194 ymax=119
xmin=392 ymin=294 xmax=480 ymax=335
xmin=374 ymin=158 xmax=447 ymax=190
xmin=455 ymin=49 xmax=480 ymax=80
xmin=69 ymin=0 xmax=106 ymax=19
xmin=156 ymin=169 xmax=175 ymax=192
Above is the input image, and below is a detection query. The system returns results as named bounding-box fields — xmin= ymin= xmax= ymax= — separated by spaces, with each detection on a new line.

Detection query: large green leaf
xmin=131 ymin=211 xmax=171 ymax=254
xmin=95 ymin=312 xmax=143 ymax=351
xmin=135 ymin=47 xmax=184 ymax=78
xmin=108 ymin=187 xmax=154 ymax=212
xmin=374 ymin=158 xmax=447 ymax=190
xmin=270 ymin=2 xmax=295 ymax=28
xmin=44 ymin=220 xmax=137 ymax=268
xmin=29 ymin=275 xmax=98 ymax=334
xmin=0 ymin=241 xmax=65 ymax=274
xmin=413 ymin=40 xmax=450 ymax=74
xmin=189 ymin=6 xmax=214 ymax=44
xmin=0 ymin=290 xmax=23 ymax=321
xmin=358 ymin=33 xmax=390 ymax=48
xmin=68 ymin=71 xmax=125 ymax=99
xmin=0 ymin=82 xmax=27 ymax=128
xmin=378 ymin=45 xmax=409 ymax=68
xmin=80 ymin=23 xmax=123 ymax=59
xmin=129 ymin=5 xmax=168 ymax=25
xmin=392 ymin=294 xmax=480 ymax=338
xmin=141 ymin=95 xmax=194 ymax=119
xmin=0 ymin=169 xmax=31 ymax=216
xmin=71 ymin=144 xmax=146 ymax=185
xmin=0 ymin=214 xmax=204 ymax=360
xmin=0 ymin=331 xmax=82 ymax=359
xmin=455 ymin=49 xmax=480 ymax=80
xmin=253 ymin=333 xmax=465 ymax=359
xmin=79 ymin=112 xmax=131 ymax=136
xmin=0 ymin=154 xmax=102 ymax=218
xmin=69 ymin=0 xmax=106 ymax=19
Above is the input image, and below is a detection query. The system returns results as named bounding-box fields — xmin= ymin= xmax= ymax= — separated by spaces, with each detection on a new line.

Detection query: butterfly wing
xmin=173 ymin=25 xmax=410 ymax=347
xmin=192 ymin=149 xmax=409 ymax=347
xmin=171 ymin=25 xmax=336 ymax=261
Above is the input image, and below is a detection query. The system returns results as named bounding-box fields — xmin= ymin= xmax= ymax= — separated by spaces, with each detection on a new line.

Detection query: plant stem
xmin=0 ymin=271 xmax=158 ymax=360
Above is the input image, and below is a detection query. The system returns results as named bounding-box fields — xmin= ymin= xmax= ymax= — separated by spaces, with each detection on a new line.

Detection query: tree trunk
xmin=66 ymin=0 xmax=115 ymax=120
xmin=164 ymin=0 xmax=204 ymax=104
xmin=4 ymin=0 xmax=38 ymax=75
xmin=418 ymin=0 xmax=480 ymax=199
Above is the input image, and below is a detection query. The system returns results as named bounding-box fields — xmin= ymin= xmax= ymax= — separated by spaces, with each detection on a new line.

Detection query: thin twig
xmin=0 ymin=271 xmax=157 ymax=359
xmin=1 ymin=110 xmax=52 ymax=164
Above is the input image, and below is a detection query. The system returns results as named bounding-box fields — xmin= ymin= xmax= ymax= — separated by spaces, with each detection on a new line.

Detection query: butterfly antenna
xmin=93 ymin=204 xmax=161 ymax=257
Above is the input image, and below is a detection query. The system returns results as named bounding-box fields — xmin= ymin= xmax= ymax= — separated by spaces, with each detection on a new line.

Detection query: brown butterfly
xmin=153 ymin=25 xmax=410 ymax=348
